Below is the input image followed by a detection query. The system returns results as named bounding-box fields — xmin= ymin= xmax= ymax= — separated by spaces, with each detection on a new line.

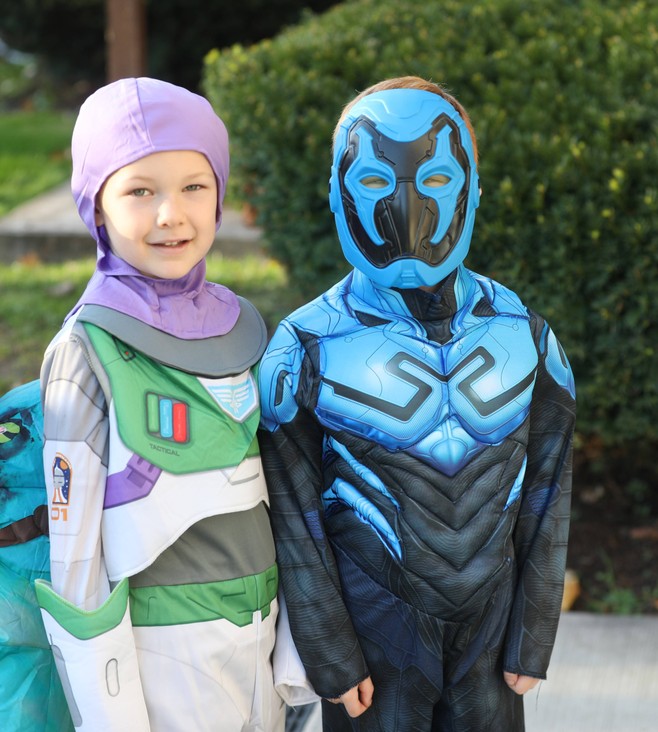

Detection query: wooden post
xmin=105 ymin=0 xmax=147 ymax=82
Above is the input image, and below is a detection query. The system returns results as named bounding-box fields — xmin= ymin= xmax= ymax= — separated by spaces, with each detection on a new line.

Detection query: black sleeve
xmin=259 ymin=408 xmax=370 ymax=699
xmin=504 ymin=312 xmax=576 ymax=678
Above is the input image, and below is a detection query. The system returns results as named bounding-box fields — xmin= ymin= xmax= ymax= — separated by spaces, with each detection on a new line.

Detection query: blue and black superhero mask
xmin=330 ymin=89 xmax=480 ymax=288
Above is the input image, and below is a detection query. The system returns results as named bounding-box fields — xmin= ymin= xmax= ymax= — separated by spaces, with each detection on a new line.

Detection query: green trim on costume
xmin=129 ymin=564 xmax=278 ymax=628
xmin=35 ymin=577 xmax=129 ymax=640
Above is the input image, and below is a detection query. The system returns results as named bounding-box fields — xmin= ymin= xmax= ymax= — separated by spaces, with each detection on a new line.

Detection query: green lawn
xmin=0 ymin=54 xmax=74 ymax=217
xmin=0 ymin=109 xmax=74 ymax=216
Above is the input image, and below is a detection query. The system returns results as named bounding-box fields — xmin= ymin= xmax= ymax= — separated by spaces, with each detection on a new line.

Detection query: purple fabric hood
xmin=67 ymin=77 xmax=240 ymax=339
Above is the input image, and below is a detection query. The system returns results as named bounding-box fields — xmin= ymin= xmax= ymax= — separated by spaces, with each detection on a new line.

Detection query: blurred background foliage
xmin=0 ymin=0 xmax=341 ymax=98
xmin=202 ymin=0 xmax=658 ymax=466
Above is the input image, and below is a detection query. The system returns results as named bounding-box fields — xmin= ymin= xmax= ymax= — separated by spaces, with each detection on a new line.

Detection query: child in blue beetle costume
xmin=258 ymin=76 xmax=576 ymax=730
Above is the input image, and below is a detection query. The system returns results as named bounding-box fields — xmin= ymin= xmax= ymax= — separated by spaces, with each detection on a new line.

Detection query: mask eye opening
xmin=360 ymin=175 xmax=389 ymax=190
xmin=422 ymin=174 xmax=451 ymax=188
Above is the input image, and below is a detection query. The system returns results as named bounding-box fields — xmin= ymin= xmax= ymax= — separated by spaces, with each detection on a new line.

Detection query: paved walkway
xmin=2 ymin=185 xmax=658 ymax=731
xmin=524 ymin=613 xmax=658 ymax=731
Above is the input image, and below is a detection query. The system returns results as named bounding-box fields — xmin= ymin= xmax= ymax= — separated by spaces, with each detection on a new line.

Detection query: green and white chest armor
xmin=79 ymin=301 xmax=269 ymax=581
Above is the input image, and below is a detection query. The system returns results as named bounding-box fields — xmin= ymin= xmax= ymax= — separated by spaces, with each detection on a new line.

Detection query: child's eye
xmin=131 ymin=188 xmax=150 ymax=197
xmin=184 ymin=183 xmax=203 ymax=192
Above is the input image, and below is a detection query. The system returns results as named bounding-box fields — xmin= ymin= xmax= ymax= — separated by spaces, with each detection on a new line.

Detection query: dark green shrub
xmin=203 ymin=0 xmax=658 ymax=450
xmin=148 ymin=0 xmax=340 ymax=91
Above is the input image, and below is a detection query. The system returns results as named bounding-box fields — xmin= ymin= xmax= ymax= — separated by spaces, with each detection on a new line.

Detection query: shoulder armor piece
xmin=77 ymin=299 xmax=266 ymax=377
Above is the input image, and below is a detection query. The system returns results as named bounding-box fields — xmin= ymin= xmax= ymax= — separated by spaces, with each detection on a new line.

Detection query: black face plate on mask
xmin=337 ymin=114 xmax=471 ymax=270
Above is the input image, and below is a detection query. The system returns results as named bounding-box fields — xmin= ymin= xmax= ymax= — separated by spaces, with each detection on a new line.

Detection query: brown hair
xmin=333 ymin=75 xmax=479 ymax=165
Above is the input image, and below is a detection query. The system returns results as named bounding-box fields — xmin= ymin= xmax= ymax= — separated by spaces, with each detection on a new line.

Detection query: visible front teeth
xmin=163 ymin=241 xmax=183 ymax=247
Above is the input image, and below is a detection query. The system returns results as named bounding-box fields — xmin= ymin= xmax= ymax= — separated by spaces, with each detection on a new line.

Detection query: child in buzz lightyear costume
xmin=35 ymin=77 xmax=286 ymax=732
xmin=258 ymin=76 xmax=576 ymax=730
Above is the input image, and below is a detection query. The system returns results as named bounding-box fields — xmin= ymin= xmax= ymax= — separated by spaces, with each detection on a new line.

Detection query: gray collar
xmin=77 ymin=299 xmax=267 ymax=377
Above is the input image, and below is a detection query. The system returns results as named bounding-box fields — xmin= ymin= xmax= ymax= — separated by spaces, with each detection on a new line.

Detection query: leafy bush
xmin=203 ymin=0 xmax=658 ymax=450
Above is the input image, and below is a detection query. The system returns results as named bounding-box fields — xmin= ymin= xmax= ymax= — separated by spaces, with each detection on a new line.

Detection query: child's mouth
xmin=155 ymin=240 xmax=189 ymax=248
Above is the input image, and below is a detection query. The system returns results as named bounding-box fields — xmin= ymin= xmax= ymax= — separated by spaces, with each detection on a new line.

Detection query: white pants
xmin=135 ymin=600 xmax=285 ymax=732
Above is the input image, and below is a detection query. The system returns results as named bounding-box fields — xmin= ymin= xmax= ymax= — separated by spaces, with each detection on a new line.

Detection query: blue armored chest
xmin=316 ymin=312 xmax=537 ymax=476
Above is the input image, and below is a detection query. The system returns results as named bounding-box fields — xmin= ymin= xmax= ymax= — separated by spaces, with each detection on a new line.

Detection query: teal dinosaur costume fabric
xmin=0 ymin=380 xmax=73 ymax=731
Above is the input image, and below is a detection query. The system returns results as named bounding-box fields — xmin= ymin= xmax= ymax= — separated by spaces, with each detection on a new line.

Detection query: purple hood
xmin=67 ymin=77 xmax=239 ymax=339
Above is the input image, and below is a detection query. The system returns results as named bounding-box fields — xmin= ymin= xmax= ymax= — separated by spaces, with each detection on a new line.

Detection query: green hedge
xmin=203 ymin=0 xmax=658 ymax=449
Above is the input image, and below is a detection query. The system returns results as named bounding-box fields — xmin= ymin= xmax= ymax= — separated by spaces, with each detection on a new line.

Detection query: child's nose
xmin=157 ymin=195 xmax=185 ymax=226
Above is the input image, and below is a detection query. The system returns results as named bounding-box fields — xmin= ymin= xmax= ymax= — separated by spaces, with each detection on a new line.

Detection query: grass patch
xmin=0 ymin=109 xmax=74 ymax=216
xmin=0 ymin=253 xmax=303 ymax=393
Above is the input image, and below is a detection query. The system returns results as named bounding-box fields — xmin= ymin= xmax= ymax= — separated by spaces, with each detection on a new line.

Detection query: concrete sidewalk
xmin=524 ymin=612 xmax=658 ymax=731
xmin=289 ymin=613 xmax=658 ymax=732
xmin=0 ymin=182 xmax=264 ymax=262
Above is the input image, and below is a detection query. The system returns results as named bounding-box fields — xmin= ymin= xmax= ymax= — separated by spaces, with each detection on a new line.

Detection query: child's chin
xmin=141 ymin=257 xmax=202 ymax=280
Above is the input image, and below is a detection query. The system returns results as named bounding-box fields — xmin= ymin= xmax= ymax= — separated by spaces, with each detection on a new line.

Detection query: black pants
xmin=322 ymin=547 xmax=524 ymax=732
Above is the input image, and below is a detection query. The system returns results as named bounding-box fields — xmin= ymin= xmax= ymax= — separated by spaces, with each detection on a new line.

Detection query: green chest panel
xmin=84 ymin=324 xmax=260 ymax=474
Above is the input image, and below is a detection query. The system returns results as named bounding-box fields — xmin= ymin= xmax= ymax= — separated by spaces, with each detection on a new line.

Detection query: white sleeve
xmin=41 ymin=327 xmax=110 ymax=608
xmin=36 ymin=578 xmax=150 ymax=731
xmin=273 ymin=589 xmax=321 ymax=706
xmin=38 ymin=326 xmax=150 ymax=730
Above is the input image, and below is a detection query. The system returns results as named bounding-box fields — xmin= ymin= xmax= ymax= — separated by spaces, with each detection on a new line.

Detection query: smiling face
xmin=95 ymin=150 xmax=218 ymax=280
